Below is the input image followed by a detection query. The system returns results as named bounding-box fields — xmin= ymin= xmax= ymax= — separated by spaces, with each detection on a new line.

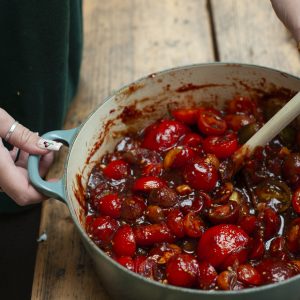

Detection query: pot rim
xmin=65 ymin=62 xmax=300 ymax=295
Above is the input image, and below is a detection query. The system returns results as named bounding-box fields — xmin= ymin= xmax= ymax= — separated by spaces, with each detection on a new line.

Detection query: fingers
xmin=0 ymin=143 xmax=46 ymax=205
xmin=0 ymin=108 xmax=63 ymax=154
xmin=271 ymin=0 xmax=300 ymax=42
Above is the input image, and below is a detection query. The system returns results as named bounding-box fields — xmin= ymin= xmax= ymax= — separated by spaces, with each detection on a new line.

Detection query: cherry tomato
xmin=166 ymin=209 xmax=185 ymax=238
xmin=224 ymin=113 xmax=255 ymax=131
xmin=208 ymin=201 xmax=239 ymax=225
xmin=133 ymin=223 xmax=174 ymax=246
xmin=238 ymin=215 xmax=258 ymax=235
xmin=103 ymin=159 xmax=129 ymax=180
xmin=269 ymin=236 xmax=288 ymax=260
xmin=166 ymin=254 xmax=199 ymax=287
xmin=163 ymin=146 xmax=197 ymax=169
xmin=132 ymin=176 xmax=165 ymax=192
xmin=248 ymin=238 xmax=265 ymax=260
xmin=171 ymin=108 xmax=199 ymax=125
xmin=141 ymin=163 xmax=163 ymax=177
xmin=183 ymin=212 xmax=205 ymax=238
xmin=142 ymin=119 xmax=190 ymax=152
xmin=226 ymin=96 xmax=257 ymax=115
xmin=115 ymin=256 xmax=135 ymax=271
xmin=203 ymin=133 xmax=238 ymax=159
xmin=149 ymin=243 xmax=182 ymax=264
xmin=197 ymin=224 xmax=249 ymax=269
xmin=292 ymin=187 xmax=300 ymax=214
xmin=112 ymin=225 xmax=136 ymax=257
xmin=198 ymin=261 xmax=217 ymax=290
xmin=183 ymin=157 xmax=218 ymax=191
xmin=198 ymin=110 xmax=227 ymax=136
xmin=97 ymin=193 xmax=121 ymax=218
xmin=134 ymin=256 xmax=158 ymax=279
xmin=258 ymin=207 xmax=281 ymax=240
xmin=256 ymin=258 xmax=300 ymax=284
xmin=237 ymin=264 xmax=262 ymax=286
xmin=180 ymin=133 xmax=203 ymax=147
xmin=88 ymin=216 xmax=118 ymax=245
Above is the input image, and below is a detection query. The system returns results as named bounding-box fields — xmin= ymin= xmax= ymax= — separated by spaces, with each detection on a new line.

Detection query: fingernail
xmin=37 ymin=138 xmax=63 ymax=151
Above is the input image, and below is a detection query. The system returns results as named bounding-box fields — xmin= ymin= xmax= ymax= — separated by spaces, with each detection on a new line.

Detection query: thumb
xmin=0 ymin=108 xmax=62 ymax=154
xmin=271 ymin=0 xmax=300 ymax=42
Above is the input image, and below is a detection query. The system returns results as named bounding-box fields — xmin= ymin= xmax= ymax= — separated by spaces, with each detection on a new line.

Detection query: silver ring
xmin=4 ymin=121 xmax=19 ymax=142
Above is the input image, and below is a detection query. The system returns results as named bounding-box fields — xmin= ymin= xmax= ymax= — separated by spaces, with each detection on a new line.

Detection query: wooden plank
xmin=211 ymin=0 xmax=300 ymax=75
xmin=31 ymin=1 xmax=214 ymax=299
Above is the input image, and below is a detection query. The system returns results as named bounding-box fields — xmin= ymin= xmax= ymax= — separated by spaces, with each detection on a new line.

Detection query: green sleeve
xmin=0 ymin=0 xmax=83 ymax=212
xmin=0 ymin=0 xmax=83 ymax=132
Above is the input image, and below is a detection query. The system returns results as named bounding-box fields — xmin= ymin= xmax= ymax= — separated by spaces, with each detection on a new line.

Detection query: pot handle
xmin=28 ymin=128 xmax=79 ymax=203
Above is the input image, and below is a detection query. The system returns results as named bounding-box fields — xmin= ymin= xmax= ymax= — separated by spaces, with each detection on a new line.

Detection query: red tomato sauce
xmin=84 ymin=94 xmax=300 ymax=290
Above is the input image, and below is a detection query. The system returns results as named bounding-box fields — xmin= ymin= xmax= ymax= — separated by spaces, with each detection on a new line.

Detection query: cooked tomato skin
xmin=183 ymin=158 xmax=218 ymax=191
xmin=203 ymin=133 xmax=239 ymax=159
xmin=198 ymin=110 xmax=227 ymax=136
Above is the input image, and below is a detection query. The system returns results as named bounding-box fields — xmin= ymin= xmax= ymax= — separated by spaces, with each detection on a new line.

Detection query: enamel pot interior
xmin=65 ymin=63 xmax=300 ymax=300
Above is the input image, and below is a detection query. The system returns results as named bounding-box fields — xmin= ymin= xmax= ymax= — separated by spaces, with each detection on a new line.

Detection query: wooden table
xmin=31 ymin=1 xmax=300 ymax=299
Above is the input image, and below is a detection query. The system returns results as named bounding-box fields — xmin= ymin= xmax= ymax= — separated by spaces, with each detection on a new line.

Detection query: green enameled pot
xmin=28 ymin=63 xmax=300 ymax=300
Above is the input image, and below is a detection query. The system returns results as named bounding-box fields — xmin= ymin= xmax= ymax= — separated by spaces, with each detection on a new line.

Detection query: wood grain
xmin=211 ymin=0 xmax=300 ymax=75
xmin=31 ymin=1 xmax=214 ymax=299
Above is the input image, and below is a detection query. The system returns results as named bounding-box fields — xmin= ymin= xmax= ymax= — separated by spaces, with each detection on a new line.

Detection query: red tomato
xmin=248 ymin=238 xmax=265 ymax=260
xmin=180 ymin=133 xmax=203 ymax=147
xmin=166 ymin=209 xmax=185 ymax=238
xmin=183 ymin=212 xmax=205 ymax=238
xmin=183 ymin=158 xmax=218 ymax=191
xmin=171 ymin=108 xmax=199 ymax=125
xmin=226 ymin=96 xmax=257 ymax=115
xmin=132 ymin=176 xmax=165 ymax=192
xmin=141 ymin=163 xmax=163 ymax=177
xmin=133 ymin=223 xmax=174 ymax=246
xmin=134 ymin=256 xmax=158 ymax=278
xmin=112 ymin=225 xmax=136 ymax=257
xmin=224 ymin=114 xmax=255 ymax=131
xmin=198 ymin=111 xmax=227 ymax=136
xmin=115 ymin=256 xmax=135 ymax=271
xmin=197 ymin=224 xmax=249 ymax=269
xmin=166 ymin=254 xmax=199 ymax=287
xmin=256 ymin=258 xmax=300 ymax=284
xmin=142 ymin=119 xmax=190 ymax=152
xmin=237 ymin=264 xmax=262 ymax=286
xmin=149 ymin=243 xmax=182 ymax=264
xmin=258 ymin=207 xmax=281 ymax=240
xmin=238 ymin=215 xmax=258 ymax=235
xmin=292 ymin=187 xmax=300 ymax=214
xmin=203 ymin=133 xmax=239 ymax=159
xmin=164 ymin=146 xmax=197 ymax=169
xmin=103 ymin=159 xmax=129 ymax=180
xmin=97 ymin=193 xmax=121 ymax=218
xmin=269 ymin=236 xmax=288 ymax=260
xmin=89 ymin=216 xmax=118 ymax=245
xmin=208 ymin=201 xmax=239 ymax=225
xmin=198 ymin=261 xmax=218 ymax=290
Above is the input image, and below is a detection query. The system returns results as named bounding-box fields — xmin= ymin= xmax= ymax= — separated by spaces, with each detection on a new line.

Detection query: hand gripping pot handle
xmin=28 ymin=128 xmax=79 ymax=203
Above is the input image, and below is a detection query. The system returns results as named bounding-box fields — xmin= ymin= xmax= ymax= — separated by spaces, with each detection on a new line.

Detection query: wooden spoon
xmin=233 ymin=92 xmax=300 ymax=169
